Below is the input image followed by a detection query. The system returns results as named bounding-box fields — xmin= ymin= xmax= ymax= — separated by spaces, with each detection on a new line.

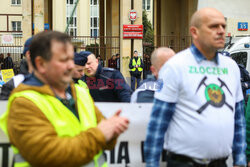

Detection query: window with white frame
xmin=90 ymin=17 xmax=99 ymax=37
xmin=90 ymin=0 xmax=98 ymax=5
xmin=12 ymin=21 xmax=21 ymax=31
xmin=66 ymin=0 xmax=77 ymax=36
xmin=90 ymin=0 xmax=99 ymax=37
xmin=143 ymin=0 xmax=151 ymax=10
xmin=11 ymin=0 xmax=21 ymax=5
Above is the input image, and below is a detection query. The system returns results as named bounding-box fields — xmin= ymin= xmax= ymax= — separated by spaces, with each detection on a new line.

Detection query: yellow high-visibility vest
xmin=131 ymin=58 xmax=143 ymax=72
xmin=0 ymin=84 xmax=107 ymax=167
xmin=78 ymin=79 xmax=89 ymax=92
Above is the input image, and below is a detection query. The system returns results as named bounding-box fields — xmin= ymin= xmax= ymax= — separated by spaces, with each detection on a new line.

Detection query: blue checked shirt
xmin=144 ymin=99 xmax=246 ymax=167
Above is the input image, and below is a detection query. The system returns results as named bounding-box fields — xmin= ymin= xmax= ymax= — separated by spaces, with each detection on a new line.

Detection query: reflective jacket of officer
xmin=129 ymin=57 xmax=144 ymax=77
xmin=82 ymin=64 xmax=132 ymax=102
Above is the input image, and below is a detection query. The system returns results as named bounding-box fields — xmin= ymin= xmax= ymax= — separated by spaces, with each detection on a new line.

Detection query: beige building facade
xmin=0 ymin=0 xmax=198 ymax=78
xmin=198 ymin=0 xmax=250 ymax=36
xmin=0 ymin=0 xmax=22 ymax=33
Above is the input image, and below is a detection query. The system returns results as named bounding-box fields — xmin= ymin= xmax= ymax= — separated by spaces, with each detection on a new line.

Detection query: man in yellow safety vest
xmin=129 ymin=50 xmax=144 ymax=91
xmin=0 ymin=31 xmax=129 ymax=167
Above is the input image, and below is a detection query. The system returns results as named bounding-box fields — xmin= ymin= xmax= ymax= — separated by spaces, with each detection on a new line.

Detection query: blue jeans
xmin=131 ymin=76 xmax=141 ymax=91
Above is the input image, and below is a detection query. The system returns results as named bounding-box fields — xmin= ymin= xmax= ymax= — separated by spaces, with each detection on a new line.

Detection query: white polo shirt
xmin=155 ymin=48 xmax=243 ymax=160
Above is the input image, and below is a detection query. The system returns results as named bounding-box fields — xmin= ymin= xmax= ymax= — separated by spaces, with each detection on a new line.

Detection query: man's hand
xmin=97 ymin=110 xmax=129 ymax=142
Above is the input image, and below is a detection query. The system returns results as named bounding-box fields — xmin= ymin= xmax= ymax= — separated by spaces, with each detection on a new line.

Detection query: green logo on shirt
xmin=189 ymin=66 xmax=228 ymax=75
xmin=205 ymin=84 xmax=225 ymax=107
xmin=195 ymin=76 xmax=233 ymax=114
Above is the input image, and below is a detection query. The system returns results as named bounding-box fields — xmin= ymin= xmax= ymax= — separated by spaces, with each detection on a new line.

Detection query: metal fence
xmin=0 ymin=33 xmax=23 ymax=74
xmin=0 ymin=34 xmax=193 ymax=72
xmin=143 ymin=35 xmax=192 ymax=57
xmin=0 ymin=14 xmax=23 ymax=73
xmin=156 ymin=35 xmax=192 ymax=51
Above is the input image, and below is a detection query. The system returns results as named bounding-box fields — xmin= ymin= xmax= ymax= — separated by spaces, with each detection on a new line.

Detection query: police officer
xmin=73 ymin=51 xmax=89 ymax=89
xmin=82 ymin=52 xmax=131 ymax=102
xmin=129 ymin=50 xmax=144 ymax=91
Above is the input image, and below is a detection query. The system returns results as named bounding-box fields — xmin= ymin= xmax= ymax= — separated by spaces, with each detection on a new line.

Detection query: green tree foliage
xmin=143 ymin=10 xmax=154 ymax=55
xmin=85 ymin=43 xmax=99 ymax=56
xmin=143 ymin=10 xmax=154 ymax=44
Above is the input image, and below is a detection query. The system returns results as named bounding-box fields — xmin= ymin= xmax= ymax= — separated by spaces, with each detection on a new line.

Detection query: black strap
xmin=167 ymin=152 xmax=227 ymax=167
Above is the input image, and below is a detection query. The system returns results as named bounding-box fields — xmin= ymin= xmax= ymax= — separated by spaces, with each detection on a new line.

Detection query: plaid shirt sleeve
xmin=232 ymin=100 xmax=247 ymax=166
xmin=144 ymin=98 xmax=176 ymax=167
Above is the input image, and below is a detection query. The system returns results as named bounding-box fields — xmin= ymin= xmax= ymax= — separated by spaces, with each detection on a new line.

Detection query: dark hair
xmin=30 ymin=31 xmax=71 ymax=69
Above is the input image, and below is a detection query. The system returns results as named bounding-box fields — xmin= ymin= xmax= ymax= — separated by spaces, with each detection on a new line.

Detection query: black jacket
xmin=129 ymin=57 xmax=144 ymax=77
xmin=19 ymin=59 xmax=29 ymax=75
xmin=238 ymin=64 xmax=250 ymax=102
xmin=2 ymin=56 xmax=14 ymax=69
xmin=83 ymin=65 xmax=132 ymax=102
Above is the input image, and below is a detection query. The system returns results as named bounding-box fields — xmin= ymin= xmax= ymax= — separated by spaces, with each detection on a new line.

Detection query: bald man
xmin=144 ymin=8 xmax=246 ymax=167
xmin=82 ymin=53 xmax=131 ymax=102
xmin=130 ymin=47 xmax=175 ymax=103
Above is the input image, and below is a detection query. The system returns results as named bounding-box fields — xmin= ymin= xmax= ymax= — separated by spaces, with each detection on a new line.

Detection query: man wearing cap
xmin=0 ymin=37 xmax=33 ymax=100
xmin=82 ymin=52 xmax=131 ymax=102
xmin=73 ymin=51 xmax=89 ymax=89
xmin=129 ymin=50 xmax=144 ymax=91
xmin=20 ymin=37 xmax=33 ymax=75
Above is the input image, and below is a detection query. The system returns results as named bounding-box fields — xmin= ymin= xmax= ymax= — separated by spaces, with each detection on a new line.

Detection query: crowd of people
xmin=108 ymin=54 xmax=120 ymax=70
xmin=0 ymin=53 xmax=14 ymax=70
xmin=1 ymin=7 xmax=250 ymax=167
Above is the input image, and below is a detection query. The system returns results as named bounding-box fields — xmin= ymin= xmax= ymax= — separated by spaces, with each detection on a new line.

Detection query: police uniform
xmin=129 ymin=57 xmax=144 ymax=91
xmin=83 ymin=64 xmax=131 ymax=102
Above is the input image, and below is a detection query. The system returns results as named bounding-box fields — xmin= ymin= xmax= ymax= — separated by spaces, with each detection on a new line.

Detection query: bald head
xmin=151 ymin=47 xmax=175 ymax=67
xmin=150 ymin=47 xmax=175 ymax=78
xmin=190 ymin=8 xmax=224 ymax=28
xmin=88 ymin=54 xmax=97 ymax=61
xmin=190 ymin=8 xmax=226 ymax=58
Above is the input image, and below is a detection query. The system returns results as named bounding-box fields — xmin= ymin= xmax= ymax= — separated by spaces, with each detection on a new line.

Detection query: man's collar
xmin=96 ymin=64 xmax=102 ymax=76
xmin=190 ymin=44 xmax=219 ymax=64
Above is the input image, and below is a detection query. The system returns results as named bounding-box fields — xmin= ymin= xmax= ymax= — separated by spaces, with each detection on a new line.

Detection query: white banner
xmin=0 ymin=101 xmax=233 ymax=167
xmin=1 ymin=35 xmax=14 ymax=45
xmin=97 ymin=103 xmax=167 ymax=167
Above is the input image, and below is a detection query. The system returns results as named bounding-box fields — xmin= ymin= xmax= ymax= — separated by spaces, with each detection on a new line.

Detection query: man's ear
xmin=150 ymin=65 xmax=157 ymax=77
xmin=190 ymin=26 xmax=198 ymax=39
xmin=35 ymin=56 xmax=47 ymax=74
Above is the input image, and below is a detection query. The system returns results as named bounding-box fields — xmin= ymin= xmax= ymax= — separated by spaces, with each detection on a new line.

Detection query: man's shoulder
xmin=170 ymin=48 xmax=192 ymax=62
xmin=161 ymin=48 xmax=192 ymax=70
xmin=99 ymin=67 xmax=117 ymax=79
xmin=219 ymin=54 xmax=239 ymax=68
xmin=102 ymin=67 xmax=117 ymax=75
xmin=103 ymin=67 xmax=116 ymax=72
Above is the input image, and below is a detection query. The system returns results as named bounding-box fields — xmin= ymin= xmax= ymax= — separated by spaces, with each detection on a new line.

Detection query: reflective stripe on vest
xmin=131 ymin=58 xmax=143 ymax=72
xmin=85 ymin=152 xmax=107 ymax=167
xmin=0 ymin=84 xmax=107 ymax=167
xmin=13 ymin=154 xmax=28 ymax=167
